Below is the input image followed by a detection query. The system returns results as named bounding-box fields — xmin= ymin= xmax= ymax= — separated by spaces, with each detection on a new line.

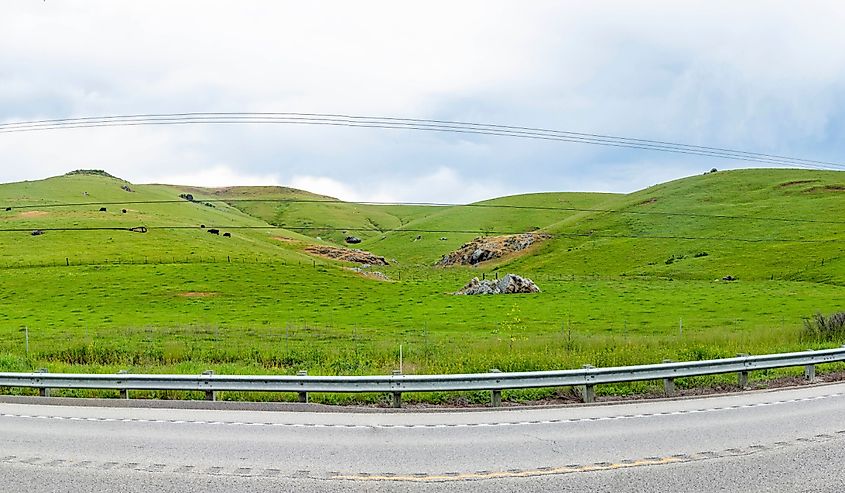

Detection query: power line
xmin=4 ymin=197 xmax=844 ymax=225
xmin=1 ymin=112 xmax=843 ymax=170
xmin=0 ymin=224 xmax=836 ymax=244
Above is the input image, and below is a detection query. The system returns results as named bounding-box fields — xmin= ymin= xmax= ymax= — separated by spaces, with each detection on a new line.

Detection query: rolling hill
xmin=0 ymin=168 xmax=843 ymax=387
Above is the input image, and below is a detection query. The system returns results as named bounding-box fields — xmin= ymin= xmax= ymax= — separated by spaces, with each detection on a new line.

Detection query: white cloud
xmin=143 ymin=165 xmax=282 ymax=188
xmin=1 ymin=1 xmax=844 ymax=200
xmin=291 ymin=167 xmax=509 ymax=203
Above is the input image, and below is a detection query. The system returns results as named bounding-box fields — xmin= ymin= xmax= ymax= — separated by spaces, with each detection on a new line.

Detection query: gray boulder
xmin=456 ymin=274 xmax=540 ymax=295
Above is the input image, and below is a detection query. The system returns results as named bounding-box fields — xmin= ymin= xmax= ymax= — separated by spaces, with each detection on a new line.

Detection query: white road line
xmin=1 ymin=392 xmax=842 ymax=429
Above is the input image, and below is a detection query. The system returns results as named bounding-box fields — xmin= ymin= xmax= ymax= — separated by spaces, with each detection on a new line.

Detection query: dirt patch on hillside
xmin=177 ymin=292 xmax=218 ymax=298
xmin=18 ymin=211 xmax=48 ymax=218
xmin=778 ymin=179 xmax=820 ymax=188
xmin=304 ymin=245 xmax=389 ymax=265
xmin=636 ymin=197 xmax=657 ymax=205
xmin=437 ymin=233 xmax=552 ymax=266
xmin=805 ymin=184 xmax=845 ymax=193
xmin=272 ymin=236 xmax=296 ymax=243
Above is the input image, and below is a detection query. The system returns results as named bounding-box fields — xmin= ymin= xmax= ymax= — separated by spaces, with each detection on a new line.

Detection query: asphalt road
xmin=2 ymin=382 xmax=845 ymax=492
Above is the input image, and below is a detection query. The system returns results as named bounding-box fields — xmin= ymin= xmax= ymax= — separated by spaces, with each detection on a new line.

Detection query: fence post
xmin=581 ymin=364 xmax=595 ymax=403
xmin=736 ymin=353 xmax=750 ymax=389
xmin=489 ymin=369 xmax=502 ymax=407
xmin=36 ymin=368 xmax=50 ymax=397
xmin=297 ymin=370 xmax=309 ymax=403
xmin=202 ymin=370 xmax=216 ymax=401
xmin=391 ymin=370 xmax=402 ymax=408
xmin=118 ymin=370 xmax=129 ymax=399
xmin=662 ymin=359 xmax=676 ymax=396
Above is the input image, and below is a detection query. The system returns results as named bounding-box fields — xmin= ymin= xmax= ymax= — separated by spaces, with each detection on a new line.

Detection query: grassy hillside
xmin=0 ymin=172 xmax=320 ymax=266
xmin=504 ymin=169 xmax=844 ymax=282
xmin=0 ymin=168 xmax=843 ymax=403
xmin=194 ymin=185 xmax=435 ymax=245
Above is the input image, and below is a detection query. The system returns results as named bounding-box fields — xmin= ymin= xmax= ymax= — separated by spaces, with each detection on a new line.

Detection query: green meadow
xmin=0 ymin=168 xmax=843 ymax=403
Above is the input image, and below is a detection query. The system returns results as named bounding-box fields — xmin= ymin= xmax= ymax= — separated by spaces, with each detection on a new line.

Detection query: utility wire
xmin=1 ymin=112 xmax=843 ymax=170
xmin=3 ymin=197 xmax=844 ymax=225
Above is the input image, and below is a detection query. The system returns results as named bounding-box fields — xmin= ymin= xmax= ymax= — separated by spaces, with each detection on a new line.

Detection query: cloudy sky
xmin=1 ymin=1 xmax=844 ymax=202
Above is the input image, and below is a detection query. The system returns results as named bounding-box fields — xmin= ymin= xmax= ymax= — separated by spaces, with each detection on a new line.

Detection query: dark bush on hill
xmin=802 ymin=312 xmax=845 ymax=341
xmin=65 ymin=169 xmax=118 ymax=179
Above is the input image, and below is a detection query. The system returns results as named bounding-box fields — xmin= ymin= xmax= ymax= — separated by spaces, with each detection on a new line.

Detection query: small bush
xmin=802 ymin=312 xmax=845 ymax=341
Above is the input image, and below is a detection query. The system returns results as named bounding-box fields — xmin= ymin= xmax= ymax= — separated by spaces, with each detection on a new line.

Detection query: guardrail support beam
xmin=736 ymin=354 xmax=750 ymax=389
xmin=202 ymin=370 xmax=216 ymax=401
xmin=491 ymin=390 xmax=502 ymax=407
xmin=804 ymin=364 xmax=816 ymax=382
xmin=297 ymin=371 xmax=309 ymax=403
xmin=581 ymin=365 xmax=595 ymax=403
xmin=36 ymin=368 xmax=50 ymax=397
xmin=392 ymin=392 xmax=402 ymax=408
xmin=118 ymin=370 xmax=129 ymax=399
xmin=489 ymin=369 xmax=502 ymax=407
xmin=662 ymin=360 xmax=676 ymax=396
xmin=738 ymin=371 xmax=749 ymax=389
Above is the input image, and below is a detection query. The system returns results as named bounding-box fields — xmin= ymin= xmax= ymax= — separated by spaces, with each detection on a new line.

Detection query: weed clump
xmin=802 ymin=312 xmax=845 ymax=341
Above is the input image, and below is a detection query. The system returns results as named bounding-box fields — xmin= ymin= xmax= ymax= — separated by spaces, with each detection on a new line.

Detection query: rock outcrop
xmin=304 ymin=245 xmax=389 ymax=265
xmin=455 ymin=274 xmax=540 ymax=295
xmin=438 ymin=233 xmax=551 ymax=266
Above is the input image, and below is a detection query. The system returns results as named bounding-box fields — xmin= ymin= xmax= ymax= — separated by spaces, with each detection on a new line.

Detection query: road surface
xmin=2 ymin=382 xmax=845 ymax=492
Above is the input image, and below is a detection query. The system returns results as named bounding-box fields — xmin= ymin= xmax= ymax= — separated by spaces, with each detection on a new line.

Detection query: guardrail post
xmin=297 ymin=370 xmax=309 ymax=403
xmin=391 ymin=370 xmax=402 ymax=408
xmin=736 ymin=354 xmax=749 ymax=389
xmin=118 ymin=370 xmax=129 ymax=399
xmin=489 ymin=369 xmax=502 ymax=407
xmin=202 ymin=370 xmax=216 ymax=401
xmin=35 ymin=368 xmax=51 ymax=397
xmin=581 ymin=365 xmax=595 ymax=403
xmin=662 ymin=359 xmax=676 ymax=396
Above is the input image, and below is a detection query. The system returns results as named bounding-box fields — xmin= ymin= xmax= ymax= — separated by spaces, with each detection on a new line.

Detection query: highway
xmin=2 ymin=382 xmax=845 ymax=492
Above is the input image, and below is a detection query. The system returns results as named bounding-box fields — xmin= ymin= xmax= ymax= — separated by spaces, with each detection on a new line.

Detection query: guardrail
xmin=1 ymin=347 xmax=844 ymax=408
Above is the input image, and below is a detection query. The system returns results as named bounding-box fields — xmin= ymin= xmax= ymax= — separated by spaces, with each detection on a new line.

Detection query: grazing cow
xmin=121 ymin=209 xmax=127 ymax=214
xmin=4 ymin=207 xmax=10 ymax=212
xmin=99 ymin=207 xmax=107 ymax=212
xmin=208 ymin=229 xmax=220 ymax=235
xmin=200 ymin=224 xmax=206 ymax=229
xmin=31 ymin=230 xmax=44 ymax=236
xmin=223 ymin=232 xmax=231 ymax=237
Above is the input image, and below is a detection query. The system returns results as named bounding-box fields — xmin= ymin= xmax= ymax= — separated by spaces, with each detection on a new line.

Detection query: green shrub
xmin=802 ymin=312 xmax=845 ymax=341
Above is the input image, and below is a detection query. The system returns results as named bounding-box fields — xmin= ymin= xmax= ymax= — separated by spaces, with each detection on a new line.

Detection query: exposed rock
xmin=305 ymin=245 xmax=389 ymax=265
xmin=346 ymin=267 xmax=390 ymax=281
xmin=722 ymin=275 xmax=736 ymax=281
xmin=455 ymin=274 xmax=540 ymax=295
xmin=438 ymin=233 xmax=551 ymax=266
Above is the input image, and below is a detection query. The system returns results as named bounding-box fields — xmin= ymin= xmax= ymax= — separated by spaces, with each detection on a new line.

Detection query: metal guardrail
xmin=1 ymin=347 xmax=843 ymax=407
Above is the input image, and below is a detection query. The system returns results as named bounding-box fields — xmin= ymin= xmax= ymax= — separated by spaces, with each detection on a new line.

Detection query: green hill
xmin=0 ymin=168 xmax=843 ymax=397
xmin=0 ymin=171 xmax=322 ymax=266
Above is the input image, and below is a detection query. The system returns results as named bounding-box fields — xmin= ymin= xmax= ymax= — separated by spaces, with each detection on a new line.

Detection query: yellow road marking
xmin=333 ymin=456 xmax=686 ymax=482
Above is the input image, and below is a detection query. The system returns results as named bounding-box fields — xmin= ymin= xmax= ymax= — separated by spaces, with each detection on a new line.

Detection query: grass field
xmin=0 ymin=168 xmax=843 ymax=403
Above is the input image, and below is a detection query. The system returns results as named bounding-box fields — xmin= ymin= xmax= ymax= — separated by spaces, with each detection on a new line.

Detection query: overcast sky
xmin=1 ymin=1 xmax=844 ymax=202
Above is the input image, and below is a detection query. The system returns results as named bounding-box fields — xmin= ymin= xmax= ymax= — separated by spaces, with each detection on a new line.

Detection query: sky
xmin=1 ymin=1 xmax=844 ymax=202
